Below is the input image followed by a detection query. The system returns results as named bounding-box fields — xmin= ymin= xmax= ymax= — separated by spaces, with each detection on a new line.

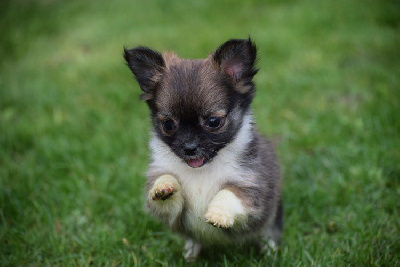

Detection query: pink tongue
xmin=187 ymin=158 xmax=204 ymax=168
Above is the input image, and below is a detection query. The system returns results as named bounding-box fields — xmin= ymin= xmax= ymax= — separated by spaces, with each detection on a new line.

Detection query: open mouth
xmin=186 ymin=157 xmax=205 ymax=168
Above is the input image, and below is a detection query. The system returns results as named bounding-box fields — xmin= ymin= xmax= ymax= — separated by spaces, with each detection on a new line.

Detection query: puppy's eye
xmin=205 ymin=116 xmax=225 ymax=130
xmin=161 ymin=119 xmax=176 ymax=134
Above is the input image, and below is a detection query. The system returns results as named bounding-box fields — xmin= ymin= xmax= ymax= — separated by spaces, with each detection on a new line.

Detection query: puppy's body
xmin=124 ymin=39 xmax=282 ymax=261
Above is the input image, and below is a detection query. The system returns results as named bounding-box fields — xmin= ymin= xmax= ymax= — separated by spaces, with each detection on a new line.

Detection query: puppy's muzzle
xmin=183 ymin=142 xmax=198 ymax=156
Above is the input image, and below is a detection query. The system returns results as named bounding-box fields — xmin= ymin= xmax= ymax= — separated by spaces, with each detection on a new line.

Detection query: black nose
xmin=183 ymin=142 xmax=198 ymax=156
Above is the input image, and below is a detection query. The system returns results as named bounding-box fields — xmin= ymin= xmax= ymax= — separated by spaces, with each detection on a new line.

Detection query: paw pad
xmin=152 ymin=186 xmax=174 ymax=200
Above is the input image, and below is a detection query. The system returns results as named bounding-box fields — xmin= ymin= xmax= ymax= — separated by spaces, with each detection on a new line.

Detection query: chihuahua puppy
xmin=124 ymin=38 xmax=282 ymax=261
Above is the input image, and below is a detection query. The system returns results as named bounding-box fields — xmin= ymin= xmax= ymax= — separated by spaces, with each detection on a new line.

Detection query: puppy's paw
xmin=204 ymin=189 xmax=247 ymax=229
xmin=205 ymin=205 xmax=235 ymax=228
xmin=184 ymin=239 xmax=202 ymax=262
xmin=149 ymin=174 xmax=180 ymax=201
xmin=147 ymin=174 xmax=183 ymax=226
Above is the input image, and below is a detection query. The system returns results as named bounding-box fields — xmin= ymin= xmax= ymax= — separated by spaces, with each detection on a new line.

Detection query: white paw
xmin=261 ymin=239 xmax=278 ymax=256
xmin=205 ymin=205 xmax=235 ymax=228
xmin=147 ymin=174 xmax=183 ymax=227
xmin=204 ymin=189 xmax=246 ymax=229
xmin=184 ymin=239 xmax=201 ymax=262
xmin=149 ymin=174 xmax=180 ymax=201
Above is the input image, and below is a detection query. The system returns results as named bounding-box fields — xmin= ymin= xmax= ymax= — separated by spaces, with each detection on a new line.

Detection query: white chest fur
xmin=148 ymin=114 xmax=255 ymax=243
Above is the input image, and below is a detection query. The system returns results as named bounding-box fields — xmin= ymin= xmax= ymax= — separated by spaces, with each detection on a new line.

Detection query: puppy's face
xmin=124 ymin=39 xmax=258 ymax=168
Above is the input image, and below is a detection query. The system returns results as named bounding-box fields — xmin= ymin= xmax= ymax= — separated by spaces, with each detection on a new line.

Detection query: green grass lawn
xmin=1 ymin=0 xmax=399 ymax=265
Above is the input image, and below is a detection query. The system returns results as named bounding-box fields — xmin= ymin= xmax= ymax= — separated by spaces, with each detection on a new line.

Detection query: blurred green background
xmin=1 ymin=0 xmax=399 ymax=265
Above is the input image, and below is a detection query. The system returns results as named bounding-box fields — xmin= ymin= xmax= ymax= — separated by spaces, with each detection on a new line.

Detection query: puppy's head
xmin=124 ymin=38 xmax=258 ymax=168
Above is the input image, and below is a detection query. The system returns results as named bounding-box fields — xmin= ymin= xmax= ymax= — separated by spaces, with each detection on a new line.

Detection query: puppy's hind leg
xmin=260 ymin=199 xmax=283 ymax=254
xmin=184 ymin=238 xmax=202 ymax=262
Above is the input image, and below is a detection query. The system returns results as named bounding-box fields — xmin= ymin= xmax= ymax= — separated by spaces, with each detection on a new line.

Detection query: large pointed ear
xmin=212 ymin=38 xmax=258 ymax=89
xmin=124 ymin=46 xmax=165 ymax=101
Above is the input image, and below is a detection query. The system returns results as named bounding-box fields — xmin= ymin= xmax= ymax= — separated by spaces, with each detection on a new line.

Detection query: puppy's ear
xmin=124 ymin=46 xmax=165 ymax=101
xmin=212 ymin=38 xmax=258 ymax=91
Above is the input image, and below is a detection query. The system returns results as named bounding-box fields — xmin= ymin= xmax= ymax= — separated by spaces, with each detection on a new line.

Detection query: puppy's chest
xmin=176 ymin=165 xmax=238 ymax=242
xmin=180 ymin=162 xmax=228 ymax=198
xmin=180 ymin=170 xmax=221 ymax=213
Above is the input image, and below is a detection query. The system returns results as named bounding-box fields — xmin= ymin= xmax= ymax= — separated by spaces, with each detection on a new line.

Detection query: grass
xmin=1 ymin=0 xmax=399 ymax=265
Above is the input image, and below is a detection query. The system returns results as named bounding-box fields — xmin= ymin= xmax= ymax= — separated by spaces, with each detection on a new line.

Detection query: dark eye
xmin=205 ymin=116 xmax=224 ymax=130
xmin=161 ymin=119 xmax=176 ymax=134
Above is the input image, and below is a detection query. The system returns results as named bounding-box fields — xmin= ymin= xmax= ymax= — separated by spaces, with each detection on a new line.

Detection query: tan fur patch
xmin=163 ymin=52 xmax=181 ymax=68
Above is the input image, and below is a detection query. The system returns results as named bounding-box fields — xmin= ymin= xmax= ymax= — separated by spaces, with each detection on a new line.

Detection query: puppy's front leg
xmin=205 ymin=189 xmax=247 ymax=228
xmin=147 ymin=174 xmax=184 ymax=227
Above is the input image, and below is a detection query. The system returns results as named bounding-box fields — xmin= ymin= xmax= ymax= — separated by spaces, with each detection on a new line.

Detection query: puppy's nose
xmin=183 ymin=142 xmax=198 ymax=156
